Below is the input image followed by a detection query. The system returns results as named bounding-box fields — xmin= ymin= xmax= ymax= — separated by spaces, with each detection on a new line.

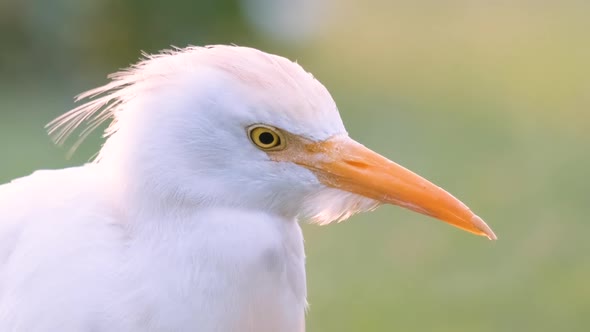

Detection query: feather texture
xmin=1 ymin=45 xmax=380 ymax=331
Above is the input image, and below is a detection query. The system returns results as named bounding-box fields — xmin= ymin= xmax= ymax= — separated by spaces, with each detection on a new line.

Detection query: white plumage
xmin=0 ymin=45 xmax=495 ymax=331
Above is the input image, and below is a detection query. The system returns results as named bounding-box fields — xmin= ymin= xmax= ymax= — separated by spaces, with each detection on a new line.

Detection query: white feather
xmin=1 ymin=45 xmax=377 ymax=331
xmin=0 ymin=168 xmax=306 ymax=331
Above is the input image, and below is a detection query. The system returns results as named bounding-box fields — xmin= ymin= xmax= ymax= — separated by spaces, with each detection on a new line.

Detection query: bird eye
xmin=248 ymin=125 xmax=285 ymax=150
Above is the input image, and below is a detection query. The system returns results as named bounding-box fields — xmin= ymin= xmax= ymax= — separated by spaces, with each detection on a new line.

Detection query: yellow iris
xmin=248 ymin=125 xmax=285 ymax=150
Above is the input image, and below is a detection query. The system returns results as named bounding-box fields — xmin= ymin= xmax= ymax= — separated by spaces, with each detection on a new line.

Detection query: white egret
xmin=0 ymin=45 xmax=495 ymax=331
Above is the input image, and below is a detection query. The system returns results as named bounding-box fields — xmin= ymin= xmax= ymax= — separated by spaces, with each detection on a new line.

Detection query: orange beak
xmin=292 ymin=135 xmax=496 ymax=240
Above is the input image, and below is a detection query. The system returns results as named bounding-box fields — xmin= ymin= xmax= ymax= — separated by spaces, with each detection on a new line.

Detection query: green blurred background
xmin=1 ymin=0 xmax=589 ymax=330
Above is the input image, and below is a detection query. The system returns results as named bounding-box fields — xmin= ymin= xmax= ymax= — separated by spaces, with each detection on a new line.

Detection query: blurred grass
xmin=1 ymin=1 xmax=589 ymax=331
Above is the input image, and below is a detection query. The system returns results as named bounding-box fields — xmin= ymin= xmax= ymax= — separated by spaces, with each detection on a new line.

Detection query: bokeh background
xmin=1 ymin=0 xmax=589 ymax=330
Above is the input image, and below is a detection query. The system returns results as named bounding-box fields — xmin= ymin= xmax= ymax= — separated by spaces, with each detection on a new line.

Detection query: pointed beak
xmin=292 ymin=135 xmax=496 ymax=240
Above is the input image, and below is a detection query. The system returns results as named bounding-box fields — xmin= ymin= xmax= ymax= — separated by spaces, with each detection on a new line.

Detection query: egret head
xmin=49 ymin=45 xmax=495 ymax=239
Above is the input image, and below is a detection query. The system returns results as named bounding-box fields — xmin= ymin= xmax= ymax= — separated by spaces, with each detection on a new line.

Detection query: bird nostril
xmin=343 ymin=160 xmax=369 ymax=169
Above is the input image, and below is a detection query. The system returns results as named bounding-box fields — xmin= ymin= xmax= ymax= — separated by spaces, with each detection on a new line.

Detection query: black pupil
xmin=259 ymin=132 xmax=275 ymax=145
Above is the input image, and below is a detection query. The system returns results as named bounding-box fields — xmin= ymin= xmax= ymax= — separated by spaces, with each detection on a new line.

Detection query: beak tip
xmin=471 ymin=215 xmax=497 ymax=241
